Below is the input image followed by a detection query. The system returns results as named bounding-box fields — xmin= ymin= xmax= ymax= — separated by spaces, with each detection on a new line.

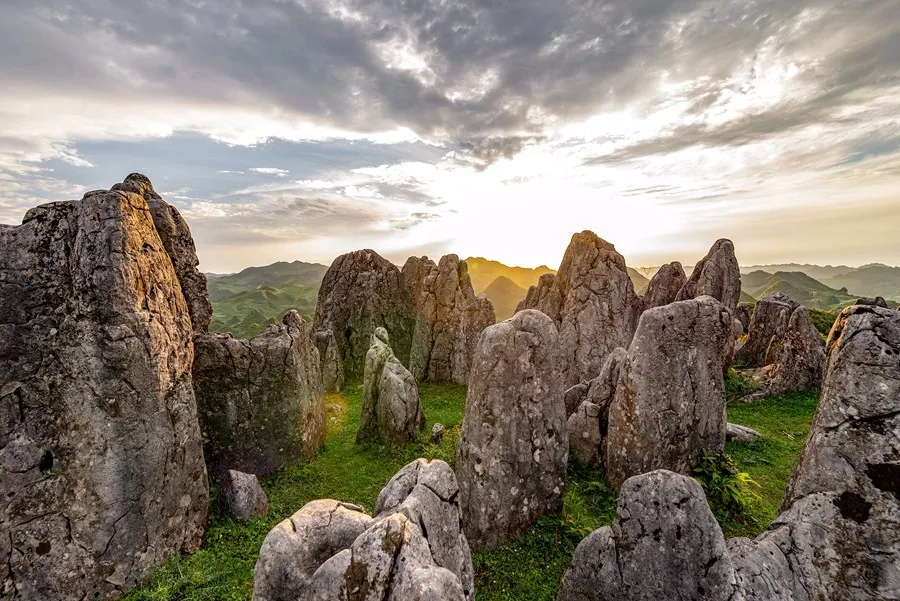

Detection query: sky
xmin=1 ymin=0 xmax=898 ymax=273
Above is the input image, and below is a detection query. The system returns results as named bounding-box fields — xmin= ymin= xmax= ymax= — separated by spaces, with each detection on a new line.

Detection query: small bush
xmin=693 ymin=450 xmax=761 ymax=526
xmin=724 ymin=368 xmax=758 ymax=402
xmin=808 ymin=308 xmax=839 ymax=337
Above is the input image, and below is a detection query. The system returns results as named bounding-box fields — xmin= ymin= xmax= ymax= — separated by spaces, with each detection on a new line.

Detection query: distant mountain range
xmin=205 ymin=257 xmax=898 ymax=338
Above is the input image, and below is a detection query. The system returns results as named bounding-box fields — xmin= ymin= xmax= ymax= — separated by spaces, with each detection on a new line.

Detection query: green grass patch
xmin=126 ymin=383 xmax=818 ymax=600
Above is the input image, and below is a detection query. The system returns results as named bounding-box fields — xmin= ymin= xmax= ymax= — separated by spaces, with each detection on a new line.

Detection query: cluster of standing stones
xmin=0 ymin=174 xmax=896 ymax=600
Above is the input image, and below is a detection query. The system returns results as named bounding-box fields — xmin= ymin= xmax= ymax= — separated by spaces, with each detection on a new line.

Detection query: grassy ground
xmin=124 ymin=384 xmax=818 ymax=601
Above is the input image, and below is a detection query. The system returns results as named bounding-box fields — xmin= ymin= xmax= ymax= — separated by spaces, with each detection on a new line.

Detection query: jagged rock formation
xmin=560 ymin=304 xmax=900 ymax=601
xmin=676 ymin=239 xmax=742 ymax=310
xmin=854 ymin=295 xmax=888 ymax=307
xmin=313 ymin=250 xmax=415 ymax=380
xmin=734 ymin=302 xmax=753 ymax=334
xmin=455 ymin=310 xmax=568 ymax=552
xmin=401 ymin=255 xmax=436 ymax=309
xmin=567 ymin=401 xmax=603 ymax=468
xmin=735 ymin=292 xmax=798 ymax=367
xmin=193 ymin=310 xmax=325 ymax=478
xmin=0 ymin=175 xmax=208 ymax=599
xmin=558 ymin=470 xmax=739 ymax=601
xmin=221 ymin=470 xmax=269 ymax=521
xmin=641 ymin=261 xmax=687 ymax=310
xmin=516 ymin=231 xmax=642 ymax=388
xmin=252 ymin=459 xmax=473 ymax=601
xmin=358 ymin=328 xmax=425 ymax=445
xmin=409 ymin=255 xmax=495 ymax=385
xmin=605 ymin=296 xmax=733 ymax=489
xmin=312 ymin=328 xmax=344 ymax=393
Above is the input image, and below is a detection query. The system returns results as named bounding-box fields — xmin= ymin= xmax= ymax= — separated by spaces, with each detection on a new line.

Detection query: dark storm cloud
xmin=2 ymin=0 xmax=896 ymax=147
xmin=454 ymin=136 xmax=543 ymax=170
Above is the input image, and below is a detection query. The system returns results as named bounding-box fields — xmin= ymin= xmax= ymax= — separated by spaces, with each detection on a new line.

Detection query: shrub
xmin=693 ymin=450 xmax=760 ymax=526
xmin=724 ymin=368 xmax=758 ymax=402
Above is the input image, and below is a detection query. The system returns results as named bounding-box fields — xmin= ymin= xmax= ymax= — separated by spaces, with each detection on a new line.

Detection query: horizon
xmin=2 ymin=1 xmax=898 ymax=272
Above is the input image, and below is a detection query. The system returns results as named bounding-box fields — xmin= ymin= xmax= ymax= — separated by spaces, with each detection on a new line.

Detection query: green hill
xmin=822 ymin=264 xmax=900 ymax=302
xmin=482 ymin=276 xmax=528 ymax=321
xmin=207 ymin=261 xmax=328 ymax=338
xmin=740 ymin=270 xmax=856 ymax=310
xmin=465 ymin=257 xmax=554 ymax=294
xmin=627 ymin=267 xmax=650 ymax=295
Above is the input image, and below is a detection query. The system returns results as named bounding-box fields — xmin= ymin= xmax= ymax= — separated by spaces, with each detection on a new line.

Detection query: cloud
xmin=249 ymin=167 xmax=290 ymax=177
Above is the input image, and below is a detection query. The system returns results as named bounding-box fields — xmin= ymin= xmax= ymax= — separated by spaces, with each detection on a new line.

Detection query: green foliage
xmin=693 ymin=450 xmax=760 ymax=526
xmin=724 ymin=367 xmax=759 ymax=402
xmin=808 ymin=308 xmax=839 ymax=337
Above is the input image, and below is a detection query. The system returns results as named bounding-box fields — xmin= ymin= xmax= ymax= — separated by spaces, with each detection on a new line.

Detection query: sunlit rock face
xmin=313 ymin=249 xmax=416 ymax=381
xmin=409 ymin=254 xmax=495 ymax=385
xmin=0 ymin=174 xmax=208 ymax=600
xmin=455 ymin=310 xmax=568 ymax=552
xmin=517 ymin=231 xmax=642 ymax=389
xmin=641 ymin=261 xmax=687 ymax=310
xmin=676 ymin=238 xmax=742 ymax=311
xmin=193 ymin=310 xmax=326 ymax=478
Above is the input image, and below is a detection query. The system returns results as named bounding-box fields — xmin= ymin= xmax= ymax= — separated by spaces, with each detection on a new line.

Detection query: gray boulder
xmin=676 ymin=239 xmax=742 ymax=310
xmin=557 ymin=470 xmax=740 ymax=601
xmin=455 ymin=310 xmax=568 ymax=551
xmin=410 ymin=255 xmax=495 ymax=385
xmin=252 ymin=459 xmax=472 ymax=601
xmin=430 ymin=422 xmax=445 ymax=444
xmin=767 ymin=306 xmax=825 ymax=395
xmin=221 ymin=470 xmax=269 ymax=521
xmin=567 ymin=401 xmax=603 ymax=468
xmin=518 ymin=231 xmax=641 ymax=388
xmin=605 ymin=296 xmax=732 ymax=489
xmin=313 ymin=328 xmax=344 ymax=393
xmin=358 ymin=328 xmax=425 ymax=445
xmin=735 ymin=293 xmax=798 ymax=368
xmin=516 ymin=272 xmax=561 ymax=316
xmin=734 ymin=302 xmax=753 ymax=334
xmin=641 ymin=261 xmax=687 ymax=310
xmin=0 ymin=175 xmax=208 ymax=599
xmin=313 ymin=249 xmax=415 ymax=380
xmin=193 ymin=310 xmax=326 ymax=477
xmin=854 ymin=296 xmax=887 ymax=308
xmin=726 ymin=423 xmax=761 ymax=442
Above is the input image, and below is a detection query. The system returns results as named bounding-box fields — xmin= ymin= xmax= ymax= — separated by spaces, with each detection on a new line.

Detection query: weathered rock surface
xmin=518 ymin=231 xmax=641 ymax=388
xmin=430 ymin=422 xmax=445 ymax=444
xmin=557 ymin=470 xmax=739 ymax=601
xmin=641 ymin=261 xmax=687 ymax=310
xmin=0 ymin=176 xmax=208 ymax=599
xmin=401 ymin=255 xmax=437 ymax=310
xmin=252 ymin=459 xmax=472 ymax=601
xmin=221 ymin=470 xmax=269 ymax=521
xmin=854 ymin=295 xmax=888 ymax=308
xmin=767 ymin=306 xmax=825 ymax=395
xmin=561 ymin=305 xmax=900 ymax=601
xmin=735 ymin=302 xmax=753 ymax=334
xmin=358 ymin=328 xmax=425 ymax=445
xmin=516 ymin=272 xmax=560 ymax=316
xmin=313 ymin=328 xmax=344 ymax=393
xmin=410 ymin=255 xmax=495 ymax=385
xmin=193 ymin=310 xmax=325 ymax=477
xmin=567 ymin=401 xmax=603 ymax=468
xmin=726 ymin=423 xmax=761 ymax=442
xmin=676 ymin=239 xmax=742 ymax=310
xmin=563 ymin=347 xmax=627 ymax=417
xmin=605 ymin=296 xmax=733 ymax=489
xmin=735 ymin=293 xmax=798 ymax=368
xmin=313 ymin=250 xmax=415 ymax=380
xmin=455 ymin=310 xmax=568 ymax=551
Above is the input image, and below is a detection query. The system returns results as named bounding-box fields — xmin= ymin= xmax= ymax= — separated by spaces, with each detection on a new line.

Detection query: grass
xmin=125 ymin=385 xmax=818 ymax=600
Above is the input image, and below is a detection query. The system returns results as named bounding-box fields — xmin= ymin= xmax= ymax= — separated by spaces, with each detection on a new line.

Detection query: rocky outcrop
xmin=558 ymin=470 xmax=739 ymax=601
xmin=0 ymin=175 xmax=208 ymax=599
xmin=767 ymin=306 xmax=825 ymax=395
xmin=560 ymin=304 xmax=900 ymax=601
xmin=516 ymin=273 xmax=560 ymax=316
xmin=676 ymin=239 xmax=741 ymax=310
xmin=735 ymin=292 xmax=798 ymax=368
xmin=605 ymin=296 xmax=733 ymax=489
xmin=401 ymin=255 xmax=436 ymax=309
xmin=734 ymin=302 xmax=753 ymax=334
xmin=854 ymin=296 xmax=888 ymax=308
xmin=567 ymin=401 xmax=603 ymax=468
xmin=193 ymin=310 xmax=325 ymax=477
xmin=409 ymin=255 xmax=495 ymax=385
xmin=358 ymin=328 xmax=425 ymax=445
xmin=518 ymin=231 xmax=641 ymax=388
xmin=313 ymin=329 xmax=344 ymax=393
xmin=641 ymin=261 xmax=687 ymax=310
xmin=221 ymin=470 xmax=269 ymax=521
xmin=252 ymin=459 xmax=473 ymax=601
xmin=313 ymin=250 xmax=415 ymax=380
xmin=455 ymin=310 xmax=568 ymax=551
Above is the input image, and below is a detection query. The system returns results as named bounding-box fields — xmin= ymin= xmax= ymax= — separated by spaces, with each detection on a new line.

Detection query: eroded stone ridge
xmin=252 ymin=459 xmax=472 ymax=601
xmin=0 ymin=175 xmax=208 ymax=599
xmin=675 ymin=238 xmax=742 ymax=310
xmin=409 ymin=255 xmax=495 ymax=385
xmin=455 ymin=310 xmax=568 ymax=551
xmin=193 ymin=310 xmax=326 ymax=478
xmin=641 ymin=261 xmax=687 ymax=310
xmin=313 ymin=249 xmax=415 ymax=380
xmin=605 ymin=296 xmax=733 ymax=489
